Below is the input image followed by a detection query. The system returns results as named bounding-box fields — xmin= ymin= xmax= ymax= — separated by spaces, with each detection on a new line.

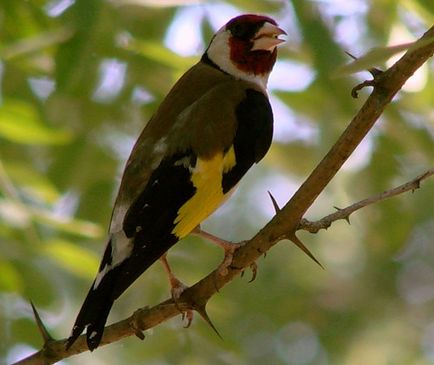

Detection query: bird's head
xmin=204 ymin=14 xmax=286 ymax=89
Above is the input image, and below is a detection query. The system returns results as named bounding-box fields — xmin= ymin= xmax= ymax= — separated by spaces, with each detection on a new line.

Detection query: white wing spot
xmin=153 ymin=137 xmax=167 ymax=155
xmin=93 ymin=232 xmax=133 ymax=289
xmin=111 ymin=231 xmax=133 ymax=266
xmin=174 ymin=156 xmax=192 ymax=169
xmin=94 ymin=264 xmax=110 ymax=289
xmin=110 ymin=203 xmax=128 ymax=233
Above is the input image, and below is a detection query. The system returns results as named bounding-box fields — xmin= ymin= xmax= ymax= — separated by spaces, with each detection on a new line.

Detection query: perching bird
xmin=67 ymin=14 xmax=286 ymax=351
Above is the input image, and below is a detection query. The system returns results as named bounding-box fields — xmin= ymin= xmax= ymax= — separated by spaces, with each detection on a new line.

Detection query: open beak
xmin=251 ymin=22 xmax=287 ymax=52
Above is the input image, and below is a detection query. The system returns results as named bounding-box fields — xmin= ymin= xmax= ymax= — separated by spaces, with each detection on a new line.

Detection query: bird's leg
xmin=191 ymin=226 xmax=245 ymax=276
xmin=160 ymin=254 xmax=193 ymax=327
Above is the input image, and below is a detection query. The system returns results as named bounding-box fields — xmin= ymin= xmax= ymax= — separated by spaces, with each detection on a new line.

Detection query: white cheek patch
xmin=206 ymin=29 xmax=269 ymax=92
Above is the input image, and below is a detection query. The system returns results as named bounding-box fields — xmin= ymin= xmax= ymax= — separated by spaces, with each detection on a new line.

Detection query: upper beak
xmin=251 ymin=22 xmax=287 ymax=52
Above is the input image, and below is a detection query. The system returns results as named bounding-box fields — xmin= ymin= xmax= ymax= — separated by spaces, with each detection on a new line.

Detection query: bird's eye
xmin=229 ymin=22 xmax=250 ymax=39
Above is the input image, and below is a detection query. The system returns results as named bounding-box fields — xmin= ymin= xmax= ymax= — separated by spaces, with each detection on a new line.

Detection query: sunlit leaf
xmin=3 ymin=162 xmax=60 ymax=204
xmin=334 ymin=37 xmax=434 ymax=76
xmin=0 ymin=27 xmax=74 ymax=60
xmin=122 ymin=39 xmax=194 ymax=71
xmin=0 ymin=200 xmax=31 ymax=228
xmin=31 ymin=208 xmax=104 ymax=238
xmin=114 ymin=0 xmax=203 ymax=6
xmin=0 ymin=260 xmax=23 ymax=292
xmin=0 ymin=100 xmax=73 ymax=145
xmin=42 ymin=239 xmax=99 ymax=279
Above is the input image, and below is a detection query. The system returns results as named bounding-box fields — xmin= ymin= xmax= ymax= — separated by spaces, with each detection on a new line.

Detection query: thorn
xmin=134 ymin=329 xmax=145 ymax=341
xmin=195 ymin=304 xmax=223 ymax=340
xmin=345 ymin=51 xmax=357 ymax=60
xmin=267 ymin=191 xmax=281 ymax=213
xmin=130 ymin=306 xmax=149 ymax=341
xmin=345 ymin=50 xmax=383 ymax=78
xmin=30 ymin=301 xmax=53 ymax=344
xmin=334 ymin=206 xmax=351 ymax=225
xmin=288 ymin=234 xmax=324 ymax=269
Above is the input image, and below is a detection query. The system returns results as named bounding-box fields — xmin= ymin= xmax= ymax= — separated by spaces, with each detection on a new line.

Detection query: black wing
xmin=222 ymin=88 xmax=273 ymax=193
xmin=67 ymin=150 xmax=198 ymax=350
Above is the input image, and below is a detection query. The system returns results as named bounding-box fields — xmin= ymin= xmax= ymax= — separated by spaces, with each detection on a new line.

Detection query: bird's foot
xmin=168 ymin=275 xmax=188 ymax=300
xmin=217 ymin=240 xmax=246 ymax=276
xmin=169 ymin=276 xmax=194 ymax=328
xmin=192 ymin=227 xmax=246 ymax=276
xmin=160 ymin=255 xmax=193 ymax=327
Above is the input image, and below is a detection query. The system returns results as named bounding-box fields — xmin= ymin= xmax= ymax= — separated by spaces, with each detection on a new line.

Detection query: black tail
xmin=66 ymin=268 xmax=117 ymax=351
xmin=66 ymin=234 xmax=176 ymax=351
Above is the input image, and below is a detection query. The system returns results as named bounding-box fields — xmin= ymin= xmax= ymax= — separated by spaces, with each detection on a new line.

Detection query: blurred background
xmin=1 ymin=0 xmax=433 ymax=364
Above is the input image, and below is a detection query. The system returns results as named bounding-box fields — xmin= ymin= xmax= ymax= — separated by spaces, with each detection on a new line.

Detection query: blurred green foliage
xmin=1 ymin=0 xmax=433 ymax=364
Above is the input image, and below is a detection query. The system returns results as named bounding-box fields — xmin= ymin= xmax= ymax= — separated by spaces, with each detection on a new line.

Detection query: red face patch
xmin=228 ymin=37 xmax=278 ymax=75
xmin=225 ymin=14 xmax=280 ymax=75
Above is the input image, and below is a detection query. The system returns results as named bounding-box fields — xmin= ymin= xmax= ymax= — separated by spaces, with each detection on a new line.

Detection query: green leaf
xmin=0 ymin=199 xmax=31 ymax=228
xmin=0 ymin=260 xmax=23 ymax=292
xmin=0 ymin=99 xmax=73 ymax=145
xmin=31 ymin=208 xmax=104 ymax=239
xmin=3 ymin=162 xmax=60 ymax=204
xmin=42 ymin=239 xmax=99 ymax=279
xmin=0 ymin=27 xmax=74 ymax=60
xmin=334 ymin=37 xmax=434 ymax=76
xmin=115 ymin=0 xmax=203 ymax=6
xmin=123 ymin=39 xmax=194 ymax=71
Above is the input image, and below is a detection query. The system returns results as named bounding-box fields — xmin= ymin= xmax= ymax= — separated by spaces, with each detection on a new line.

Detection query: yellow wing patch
xmin=172 ymin=146 xmax=236 ymax=239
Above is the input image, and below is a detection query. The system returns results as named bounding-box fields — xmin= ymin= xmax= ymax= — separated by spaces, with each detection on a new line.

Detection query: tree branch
xmin=12 ymin=25 xmax=434 ymax=365
xmin=299 ymin=168 xmax=434 ymax=233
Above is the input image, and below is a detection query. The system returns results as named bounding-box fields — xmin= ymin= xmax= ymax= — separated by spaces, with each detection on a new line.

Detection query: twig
xmin=299 ymin=168 xmax=434 ymax=233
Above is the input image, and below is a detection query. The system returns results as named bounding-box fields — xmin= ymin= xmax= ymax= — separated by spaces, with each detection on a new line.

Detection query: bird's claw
xmin=169 ymin=277 xmax=188 ymax=300
xmin=240 ymin=261 xmax=258 ymax=282
xmin=248 ymin=262 xmax=258 ymax=282
xmin=217 ymin=241 xmax=246 ymax=276
xmin=168 ymin=277 xmax=194 ymax=327
xmin=182 ymin=310 xmax=194 ymax=328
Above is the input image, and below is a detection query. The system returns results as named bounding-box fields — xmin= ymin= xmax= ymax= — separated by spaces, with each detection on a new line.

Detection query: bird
xmin=66 ymin=14 xmax=286 ymax=351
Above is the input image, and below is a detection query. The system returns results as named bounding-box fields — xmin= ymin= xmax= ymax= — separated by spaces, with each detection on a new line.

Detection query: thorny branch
xmin=299 ymin=168 xmax=434 ymax=233
xmin=12 ymin=25 xmax=434 ymax=365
